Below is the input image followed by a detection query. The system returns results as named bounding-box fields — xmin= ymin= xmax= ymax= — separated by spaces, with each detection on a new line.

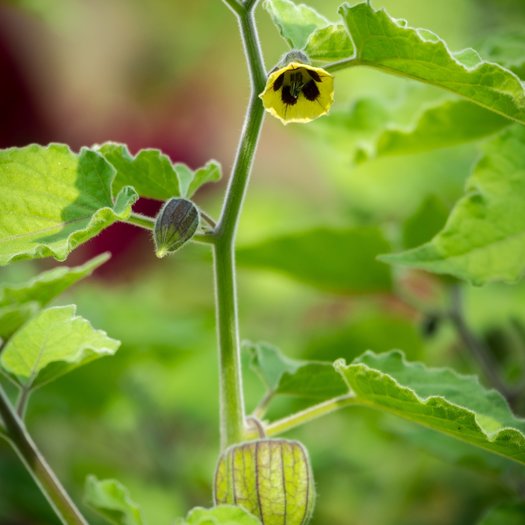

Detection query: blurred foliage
xmin=1 ymin=0 xmax=525 ymax=524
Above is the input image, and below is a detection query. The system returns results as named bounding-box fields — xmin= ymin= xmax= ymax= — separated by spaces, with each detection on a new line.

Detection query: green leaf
xmin=336 ymin=350 xmax=525 ymax=465
xmin=381 ymin=126 xmax=525 ymax=284
xmin=479 ymin=30 xmax=525 ymax=79
xmin=84 ymin=476 xmax=144 ymax=525
xmin=0 ymin=305 xmax=120 ymax=389
xmin=180 ymin=161 xmax=222 ymax=200
xmin=247 ymin=341 xmax=347 ymax=400
xmin=0 ymin=303 xmax=37 ymax=341
xmin=263 ymin=0 xmax=353 ymax=61
xmin=401 ymin=196 xmax=449 ymax=250
xmin=263 ymin=0 xmax=328 ymax=49
xmin=177 ymin=505 xmax=260 ymax=525
xmin=246 ymin=341 xmax=299 ymax=391
xmin=0 ymin=253 xmax=109 ymax=309
xmin=303 ymin=24 xmax=354 ymax=62
xmin=339 ymin=3 xmax=525 ymax=124
xmin=97 ymin=142 xmax=221 ymax=200
xmin=237 ymin=226 xmax=392 ymax=294
xmin=478 ymin=502 xmax=525 ymax=525
xmin=0 ymin=144 xmax=138 ymax=266
xmin=0 ymin=254 xmax=109 ymax=339
xmin=357 ymin=100 xmax=511 ymax=162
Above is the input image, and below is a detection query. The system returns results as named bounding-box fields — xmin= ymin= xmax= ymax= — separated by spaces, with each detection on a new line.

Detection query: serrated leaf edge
xmin=339 ymin=3 xmax=525 ymax=122
xmin=0 ymin=185 xmax=138 ymax=266
xmin=334 ymin=350 xmax=525 ymax=458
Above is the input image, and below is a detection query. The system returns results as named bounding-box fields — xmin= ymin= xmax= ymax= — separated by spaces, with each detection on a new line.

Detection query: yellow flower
xmin=259 ymin=61 xmax=334 ymax=125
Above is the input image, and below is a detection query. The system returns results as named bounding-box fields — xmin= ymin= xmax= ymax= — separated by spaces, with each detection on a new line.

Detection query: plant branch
xmin=246 ymin=394 xmax=358 ymax=439
xmin=324 ymin=57 xmax=361 ymax=73
xmin=126 ymin=212 xmax=155 ymax=230
xmin=221 ymin=0 xmax=243 ymax=16
xmin=200 ymin=210 xmax=217 ymax=229
xmin=448 ymin=285 xmax=513 ymax=400
xmin=213 ymin=1 xmax=266 ymax=449
xmin=0 ymin=385 xmax=88 ymax=525
xmin=16 ymin=385 xmax=31 ymax=419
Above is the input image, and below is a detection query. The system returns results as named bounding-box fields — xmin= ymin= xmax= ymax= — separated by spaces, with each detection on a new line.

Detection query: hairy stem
xmin=246 ymin=394 xmax=358 ymax=438
xmin=126 ymin=212 xmax=156 ymax=230
xmin=324 ymin=57 xmax=361 ymax=73
xmin=214 ymin=2 xmax=266 ymax=449
xmin=0 ymin=385 xmax=88 ymax=525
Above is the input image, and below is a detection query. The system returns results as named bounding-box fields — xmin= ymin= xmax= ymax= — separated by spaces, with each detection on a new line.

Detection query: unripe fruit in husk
xmin=214 ymin=439 xmax=315 ymax=525
xmin=153 ymin=198 xmax=199 ymax=258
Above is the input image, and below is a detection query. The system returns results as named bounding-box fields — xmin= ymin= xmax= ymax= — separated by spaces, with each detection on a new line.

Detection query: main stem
xmin=214 ymin=1 xmax=265 ymax=449
xmin=0 ymin=386 xmax=88 ymax=525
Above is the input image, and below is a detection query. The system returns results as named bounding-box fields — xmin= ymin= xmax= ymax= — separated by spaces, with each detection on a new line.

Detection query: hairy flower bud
xmin=153 ymin=198 xmax=199 ymax=258
xmin=214 ymin=439 xmax=315 ymax=525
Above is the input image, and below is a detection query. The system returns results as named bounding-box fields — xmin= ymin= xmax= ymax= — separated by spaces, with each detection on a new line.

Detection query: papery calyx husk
xmin=214 ymin=438 xmax=315 ymax=525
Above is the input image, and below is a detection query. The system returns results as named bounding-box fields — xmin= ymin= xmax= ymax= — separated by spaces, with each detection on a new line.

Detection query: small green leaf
xmin=0 ymin=144 xmax=137 ymax=266
xmin=0 ymin=303 xmax=38 ymax=341
xmin=0 ymin=253 xmax=109 ymax=309
xmin=97 ymin=143 xmax=221 ymax=200
xmin=247 ymin=341 xmax=347 ymax=401
xmin=339 ymin=3 xmax=525 ymax=123
xmin=247 ymin=341 xmax=299 ymax=391
xmin=84 ymin=476 xmax=144 ymax=525
xmin=478 ymin=502 xmax=525 ymax=525
xmin=178 ymin=505 xmax=260 ymax=525
xmin=264 ymin=0 xmax=353 ymax=62
xmin=336 ymin=350 xmax=525 ymax=465
xmin=357 ymin=100 xmax=511 ymax=162
xmin=237 ymin=226 xmax=392 ymax=294
xmin=0 ymin=254 xmax=109 ymax=339
xmin=263 ymin=0 xmax=328 ymax=49
xmin=381 ymin=126 xmax=525 ymax=284
xmin=0 ymin=305 xmax=120 ymax=389
xmin=178 ymin=161 xmax=222 ymax=199
xmin=303 ymin=24 xmax=354 ymax=62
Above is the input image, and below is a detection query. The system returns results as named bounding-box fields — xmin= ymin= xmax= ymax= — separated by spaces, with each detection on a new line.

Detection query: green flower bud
xmin=153 ymin=198 xmax=199 ymax=258
xmin=214 ymin=439 xmax=315 ymax=525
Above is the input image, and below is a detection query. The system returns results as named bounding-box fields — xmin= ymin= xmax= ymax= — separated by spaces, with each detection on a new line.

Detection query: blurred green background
xmin=1 ymin=0 xmax=524 ymax=524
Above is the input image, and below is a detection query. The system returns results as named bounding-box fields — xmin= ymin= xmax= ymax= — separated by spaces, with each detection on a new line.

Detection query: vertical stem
xmin=449 ymin=285 xmax=512 ymax=399
xmin=0 ymin=386 xmax=88 ymax=525
xmin=214 ymin=2 xmax=266 ymax=449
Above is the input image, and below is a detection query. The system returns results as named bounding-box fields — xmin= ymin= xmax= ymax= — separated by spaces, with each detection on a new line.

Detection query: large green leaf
xmin=339 ymin=3 xmax=525 ymax=124
xmin=357 ymin=100 xmax=511 ymax=162
xmin=0 ymin=253 xmax=109 ymax=339
xmin=380 ymin=126 xmax=525 ymax=284
xmin=237 ymin=226 xmax=392 ymax=294
xmin=0 ymin=144 xmax=137 ymax=266
xmin=401 ymin=196 xmax=449 ymax=250
xmin=263 ymin=0 xmax=353 ymax=61
xmin=336 ymin=351 xmax=525 ymax=465
xmin=97 ymin=143 xmax=221 ymax=200
xmin=479 ymin=30 xmax=525 ymax=79
xmin=0 ymin=305 xmax=120 ymax=389
xmin=247 ymin=341 xmax=347 ymax=401
xmin=177 ymin=506 xmax=260 ymax=525
xmin=84 ymin=476 xmax=143 ymax=525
